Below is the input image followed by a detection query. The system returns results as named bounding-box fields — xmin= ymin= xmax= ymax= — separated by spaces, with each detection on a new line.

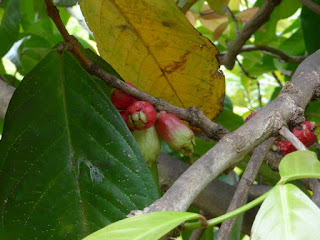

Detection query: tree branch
xmin=216 ymin=138 xmax=275 ymax=240
xmin=157 ymin=153 xmax=260 ymax=235
xmin=44 ymin=0 xmax=228 ymax=142
xmin=148 ymin=50 xmax=320 ymax=212
xmin=299 ymin=0 xmax=320 ymax=15
xmin=279 ymin=126 xmax=308 ymax=150
xmin=221 ymin=0 xmax=281 ymax=69
xmin=239 ymin=45 xmax=306 ymax=64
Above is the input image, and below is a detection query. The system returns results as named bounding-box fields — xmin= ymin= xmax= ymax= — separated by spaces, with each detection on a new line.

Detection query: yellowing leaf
xmin=81 ymin=0 xmax=225 ymax=120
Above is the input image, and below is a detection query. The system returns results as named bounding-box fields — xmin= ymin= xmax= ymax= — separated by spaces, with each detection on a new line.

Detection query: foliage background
xmin=0 ymin=0 xmax=320 ymax=239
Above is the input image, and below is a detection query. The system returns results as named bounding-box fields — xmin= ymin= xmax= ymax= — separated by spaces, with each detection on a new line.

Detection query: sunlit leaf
xmin=0 ymin=49 xmax=158 ymax=239
xmin=251 ymin=184 xmax=320 ymax=240
xmin=83 ymin=211 xmax=199 ymax=240
xmin=279 ymin=151 xmax=320 ymax=183
xmin=81 ymin=0 xmax=225 ymax=120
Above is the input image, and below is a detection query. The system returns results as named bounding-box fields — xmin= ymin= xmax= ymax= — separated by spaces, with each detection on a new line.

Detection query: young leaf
xmin=80 ymin=0 xmax=225 ymax=120
xmin=251 ymin=184 xmax=320 ymax=240
xmin=83 ymin=211 xmax=199 ymax=240
xmin=279 ymin=151 xmax=320 ymax=183
xmin=0 ymin=49 xmax=158 ymax=239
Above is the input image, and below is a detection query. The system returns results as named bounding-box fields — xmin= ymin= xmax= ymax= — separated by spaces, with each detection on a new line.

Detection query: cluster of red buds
xmin=245 ymin=111 xmax=318 ymax=156
xmin=111 ymin=82 xmax=195 ymax=166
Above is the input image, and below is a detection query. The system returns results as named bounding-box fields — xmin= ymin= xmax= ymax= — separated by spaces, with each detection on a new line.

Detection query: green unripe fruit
xmin=133 ymin=125 xmax=161 ymax=168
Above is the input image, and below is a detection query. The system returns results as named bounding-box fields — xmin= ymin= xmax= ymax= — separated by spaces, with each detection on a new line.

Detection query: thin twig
xmin=299 ymin=0 xmax=320 ymax=15
xmin=239 ymin=45 xmax=306 ymax=64
xmin=226 ymin=7 xmax=240 ymax=35
xmin=221 ymin=0 xmax=283 ymax=69
xmin=235 ymin=58 xmax=262 ymax=107
xmin=220 ymin=45 xmax=306 ymax=65
xmin=272 ymin=71 xmax=283 ymax=87
xmin=44 ymin=0 xmax=229 ymax=142
xmin=279 ymin=126 xmax=307 ymax=151
xmin=216 ymin=138 xmax=275 ymax=240
xmin=256 ymin=80 xmax=262 ymax=108
xmin=236 ymin=58 xmax=256 ymax=79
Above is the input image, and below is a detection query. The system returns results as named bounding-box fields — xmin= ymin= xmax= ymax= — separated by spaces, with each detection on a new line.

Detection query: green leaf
xmin=32 ymin=0 xmax=48 ymax=22
xmin=279 ymin=151 xmax=320 ymax=183
xmin=83 ymin=211 xmax=199 ymax=240
xmin=0 ymin=0 xmax=21 ymax=58
xmin=251 ymin=184 xmax=320 ymax=240
xmin=301 ymin=0 xmax=320 ymax=54
xmin=0 ymin=49 xmax=158 ymax=239
xmin=214 ymin=109 xmax=244 ymax=132
xmin=255 ymin=0 xmax=301 ymax=45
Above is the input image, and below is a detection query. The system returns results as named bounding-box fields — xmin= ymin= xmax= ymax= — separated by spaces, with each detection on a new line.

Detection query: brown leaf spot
xmin=161 ymin=51 xmax=190 ymax=74
xmin=116 ymin=24 xmax=132 ymax=31
xmin=161 ymin=21 xmax=175 ymax=27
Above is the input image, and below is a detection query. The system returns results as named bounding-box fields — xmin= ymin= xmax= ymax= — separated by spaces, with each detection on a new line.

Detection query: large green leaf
xmin=0 ymin=0 xmax=21 ymax=58
xmin=83 ymin=211 xmax=199 ymax=240
xmin=0 ymin=49 xmax=158 ymax=239
xmin=251 ymin=184 xmax=320 ymax=240
xmin=279 ymin=151 xmax=320 ymax=183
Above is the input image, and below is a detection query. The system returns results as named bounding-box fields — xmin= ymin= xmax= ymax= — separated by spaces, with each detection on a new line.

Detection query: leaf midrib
xmin=108 ymin=1 xmax=184 ymax=106
xmin=60 ymin=52 xmax=90 ymax=236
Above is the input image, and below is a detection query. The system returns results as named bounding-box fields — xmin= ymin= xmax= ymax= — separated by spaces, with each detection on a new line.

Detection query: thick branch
xmin=148 ymin=50 xmax=320 ymax=212
xmin=157 ymin=153 xmax=260 ymax=235
xmin=221 ymin=0 xmax=281 ymax=69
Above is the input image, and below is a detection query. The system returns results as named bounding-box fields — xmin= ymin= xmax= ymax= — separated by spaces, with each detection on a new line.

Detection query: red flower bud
xmin=111 ymin=82 xmax=138 ymax=110
xmin=126 ymin=101 xmax=157 ymax=131
xmin=155 ymin=111 xmax=195 ymax=156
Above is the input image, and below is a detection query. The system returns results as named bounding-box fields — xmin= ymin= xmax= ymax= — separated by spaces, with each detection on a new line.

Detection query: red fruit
xmin=126 ymin=101 xmax=157 ymax=131
xmin=276 ymin=121 xmax=318 ymax=156
xmin=155 ymin=111 xmax=195 ymax=156
xmin=276 ymin=140 xmax=297 ymax=156
xmin=111 ymin=82 xmax=138 ymax=110
xmin=120 ymin=111 xmax=127 ymax=122
xmin=245 ymin=110 xmax=258 ymax=122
